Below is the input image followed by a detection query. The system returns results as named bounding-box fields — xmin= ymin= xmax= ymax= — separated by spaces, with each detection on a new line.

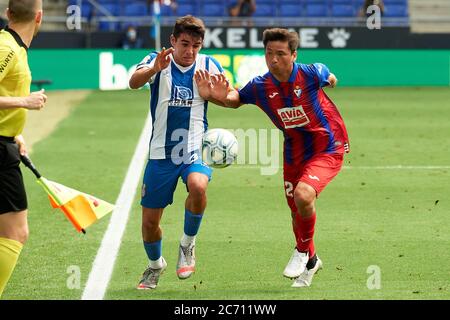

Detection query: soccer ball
xmin=202 ymin=128 xmax=238 ymax=168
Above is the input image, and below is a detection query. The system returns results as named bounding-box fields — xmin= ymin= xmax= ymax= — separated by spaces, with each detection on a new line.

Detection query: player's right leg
xmin=0 ymin=211 xmax=28 ymax=297
xmin=0 ymin=139 xmax=29 ymax=297
xmin=137 ymin=159 xmax=180 ymax=289
xmin=283 ymin=162 xmax=312 ymax=279
xmin=176 ymin=157 xmax=212 ymax=280
xmin=288 ymin=153 xmax=344 ymax=286
xmin=138 ymin=207 xmax=167 ymax=290
xmin=291 ymin=255 xmax=323 ymax=287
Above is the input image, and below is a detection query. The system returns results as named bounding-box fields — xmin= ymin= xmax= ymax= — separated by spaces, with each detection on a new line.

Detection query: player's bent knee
xmin=142 ymin=215 xmax=161 ymax=233
xmin=293 ymin=184 xmax=316 ymax=206
xmin=187 ymin=179 xmax=208 ymax=199
xmin=1 ymin=226 xmax=29 ymax=245
xmin=17 ymin=226 xmax=29 ymax=244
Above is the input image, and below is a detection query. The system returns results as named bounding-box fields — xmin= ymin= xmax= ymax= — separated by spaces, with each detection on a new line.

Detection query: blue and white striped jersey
xmin=136 ymin=53 xmax=223 ymax=161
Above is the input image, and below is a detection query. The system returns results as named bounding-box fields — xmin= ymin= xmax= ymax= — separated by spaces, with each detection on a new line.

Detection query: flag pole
xmin=21 ymin=155 xmax=87 ymax=234
xmin=20 ymin=155 xmax=41 ymax=179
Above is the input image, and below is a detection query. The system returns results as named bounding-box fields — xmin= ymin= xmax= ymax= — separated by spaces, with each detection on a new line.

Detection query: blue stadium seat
xmin=330 ymin=0 xmax=353 ymax=3
xmin=279 ymin=4 xmax=303 ymax=18
xmin=201 ymin=2 xmax=226 ymax=17
xmin=175 ymin=0 xmax=198 ymax=15
xmin=80 ymin=3 xmax=93 ymax=18
xmin=305 ymin=4 xmax=328 ymax=17
xmin=123 ymin=2 xmax=149 ymax=17
xmin=255 ymin=0 xmax=278 ymax=4
xmin=98 ymin=21 xmax=120 ymax=31
xmin=96 ymin=3 xmax=120 ymax=31
xmin=331 ymin=4 xmax=355 ymax=17
xmin=301 ymin=0 xmax=328 ymax=3
xmin=160 ymin=4 xmax=175 ymax=16
xmin=177 ymin=3 xmax=198 ymax=16
xmin=254 ymin=4 xmax=276 ymax=17
xmin=384 ymin=0 xmax=408 ymax=4
xmin=97 ymin=0 xmax=118 ymax=4
xmin=384 ymin=4 xmax=408 ymax=17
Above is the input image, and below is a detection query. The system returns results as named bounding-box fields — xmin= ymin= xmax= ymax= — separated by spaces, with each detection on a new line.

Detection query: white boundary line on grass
xmin=81 ymin=113 xmax=151 ymax=300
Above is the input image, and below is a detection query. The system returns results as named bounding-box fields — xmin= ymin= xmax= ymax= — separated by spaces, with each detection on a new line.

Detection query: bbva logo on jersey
xmin=169 ymin=86 xmax=194 ymax=107
xmin=277 ymin=106 xmax=310 ymax=129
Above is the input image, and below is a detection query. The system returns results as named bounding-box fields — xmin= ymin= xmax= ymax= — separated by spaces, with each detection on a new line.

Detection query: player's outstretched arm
xmin=328 ymin=73 xmax=338 ymax=88
xmin=194 ymin=70 xmax=241 ymax=108
xmin=0 ymin=89 xmax=47 ymax=110
xmin=129 ymin=47 xmax=174 ymax=89
xmin=211 ymin=74 xmax=241 ymax=108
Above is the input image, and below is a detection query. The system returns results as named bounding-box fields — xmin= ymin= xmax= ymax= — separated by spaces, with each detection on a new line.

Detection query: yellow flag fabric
xmin=37 ymin=177 xmax=115 ymax=233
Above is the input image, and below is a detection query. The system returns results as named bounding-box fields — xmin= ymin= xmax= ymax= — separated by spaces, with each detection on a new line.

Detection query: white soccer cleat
xmin=291 ymin=257 xmax=323 ymax=288
xmin=137 ymin=257 xmax=167 ymax=290
xmin=176 ymin=243 xmax=196 ymax=279
xmin=283 ymin=249 xmax=309 ymax=279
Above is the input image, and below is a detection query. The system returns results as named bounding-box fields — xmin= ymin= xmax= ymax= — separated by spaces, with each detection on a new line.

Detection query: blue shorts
xmin=141 ymin=153 xmax=212 ymax=209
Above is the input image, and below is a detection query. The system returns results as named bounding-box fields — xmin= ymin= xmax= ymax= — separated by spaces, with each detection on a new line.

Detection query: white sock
xmin=180 ymin=234 xmax=196 ymax=247
xmin=149 ymin=256 xmax=163 ymax=269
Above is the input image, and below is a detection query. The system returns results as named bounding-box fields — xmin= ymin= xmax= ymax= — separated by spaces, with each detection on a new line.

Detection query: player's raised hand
xmin=154 ymin=47 xmax=174 ymax=72
xmin=24 ymin=89 xmax=47 ymax=110
xmin=194 ymin=69 xmax=213 ymax=100
xmin=210 ymin=73 xmax=229 ymax=101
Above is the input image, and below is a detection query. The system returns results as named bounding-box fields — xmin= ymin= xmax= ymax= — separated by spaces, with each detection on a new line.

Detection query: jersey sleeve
xmin=0 ymin=46 xmax=17 ymax=83
xmin=311 ymin=63 xmax=331 ymax=87
xmin=136 ymin=52 xmax=158 ymax=83
xmin=207 ymin=56 xmax=224 ymax=75
xmin=238 ymin=79 xmax=256 ymax=105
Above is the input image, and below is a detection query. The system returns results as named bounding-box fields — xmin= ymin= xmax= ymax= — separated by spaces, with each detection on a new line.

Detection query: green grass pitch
xmin=3 ymin=87 xmax=450 ymax=300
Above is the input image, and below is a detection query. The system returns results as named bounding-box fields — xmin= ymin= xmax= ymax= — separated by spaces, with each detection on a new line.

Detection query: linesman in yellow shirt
xmin=0 ymin=0 xmax=47 ymax=298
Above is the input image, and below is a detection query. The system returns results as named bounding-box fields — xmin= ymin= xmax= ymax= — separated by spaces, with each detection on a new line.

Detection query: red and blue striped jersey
xmin=238 ymin=62 xmax=349 ymax=165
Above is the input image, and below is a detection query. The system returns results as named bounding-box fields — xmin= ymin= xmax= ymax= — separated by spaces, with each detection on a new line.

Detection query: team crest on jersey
xmin=277 ymin=106 xmax=310 ymax=129
xmin=294 ymin=87 xmax=302 ymax=98
xmin=169 ymin=86 xmax=193 ymax=107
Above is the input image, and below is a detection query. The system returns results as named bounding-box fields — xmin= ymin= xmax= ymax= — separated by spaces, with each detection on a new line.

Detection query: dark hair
xmin=172 ymin=15 xmax=206 ymax=40
xmin=8 ymin=0 xmax=40 ymax=23
xmin=262 ymin=28 xmax=299 ymax=53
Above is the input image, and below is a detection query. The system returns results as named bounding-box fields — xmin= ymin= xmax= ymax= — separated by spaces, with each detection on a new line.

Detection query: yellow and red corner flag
xmin=21 ymin=155 xmax=114 ymax=233
xmin=37 ymin=177 xmax=115 ymax=233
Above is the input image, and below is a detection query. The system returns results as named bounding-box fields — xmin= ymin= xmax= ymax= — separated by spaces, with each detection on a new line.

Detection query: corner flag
xmin=21 ymin=155 xmax=115 ymax=233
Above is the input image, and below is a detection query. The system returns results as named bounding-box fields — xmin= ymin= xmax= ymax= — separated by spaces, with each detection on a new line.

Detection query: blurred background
xmin=1 ymin=0 xmax=449 ymax=90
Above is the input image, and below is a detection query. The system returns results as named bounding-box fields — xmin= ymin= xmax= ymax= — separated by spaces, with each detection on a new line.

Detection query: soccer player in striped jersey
xmin=195 ymin=28 xmax=349 ymax=288
xmin=129 ymin=15 xmax=225 ymax=289
xmin=0 ymin=0 xmax=46 ymax=298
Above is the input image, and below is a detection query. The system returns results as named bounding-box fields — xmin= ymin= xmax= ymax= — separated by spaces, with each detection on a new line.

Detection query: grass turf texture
xmin=3 ymin=87 xmax=450 ymax=299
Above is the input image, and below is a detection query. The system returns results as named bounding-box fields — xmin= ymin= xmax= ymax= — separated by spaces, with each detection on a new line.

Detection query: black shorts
xmin=0 ymin=136 xmax=28 ymax=214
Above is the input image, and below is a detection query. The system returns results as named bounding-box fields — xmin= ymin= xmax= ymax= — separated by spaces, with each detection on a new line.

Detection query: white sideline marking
xmin=81 ymin=113 xmax=151 ymax=300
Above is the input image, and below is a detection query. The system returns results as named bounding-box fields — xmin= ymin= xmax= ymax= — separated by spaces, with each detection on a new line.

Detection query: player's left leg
xmin=291 ymin=153 xmax=344 ymax=287
xmin=0 ymin=211 xmax=27 ymax=297
xmin=282 ymin=184 xmax=316 ymax=279
xmin=177 ymin=161 xmax=212 ymax=279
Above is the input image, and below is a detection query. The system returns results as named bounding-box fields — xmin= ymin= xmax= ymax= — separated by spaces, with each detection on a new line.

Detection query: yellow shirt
xmin=0 ymin=26 xmax=31 ymax=137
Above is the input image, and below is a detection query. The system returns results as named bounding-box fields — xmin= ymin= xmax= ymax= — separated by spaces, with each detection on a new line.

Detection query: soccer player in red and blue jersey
xmin=195 ymin=28 xmax=349 ymax=287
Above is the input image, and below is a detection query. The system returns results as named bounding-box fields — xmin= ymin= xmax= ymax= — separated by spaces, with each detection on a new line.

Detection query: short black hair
xmin=263 ymin=28 xmax=299 ymax=53
xmin=172 ymin=15 xmax=206 ymax=40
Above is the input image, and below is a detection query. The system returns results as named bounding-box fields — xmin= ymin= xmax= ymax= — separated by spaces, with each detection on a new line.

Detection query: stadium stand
xmin=60 ymin=0 xmax=411 ymax=24
xmin=12 ymin=0 xmax=450 ymax=32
